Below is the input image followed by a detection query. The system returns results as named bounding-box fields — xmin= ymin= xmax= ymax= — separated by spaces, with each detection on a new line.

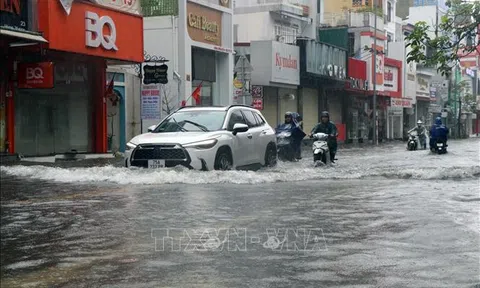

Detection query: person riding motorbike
xmin=291 ymin=112 xmax=304 ymax=159
xmin=308 ymin=111 xmax=338 ymax=163
xmin=429 ymin=117 xmax=449 ymax=151
xmin=277 ymin=112 xmax=306 ymax=160
xmin=408 ymin=120 xmax=427 ymax=149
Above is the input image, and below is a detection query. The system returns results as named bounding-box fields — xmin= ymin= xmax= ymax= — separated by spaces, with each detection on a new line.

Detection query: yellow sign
xmin=186 ymin=2 xmax=222 ymax=46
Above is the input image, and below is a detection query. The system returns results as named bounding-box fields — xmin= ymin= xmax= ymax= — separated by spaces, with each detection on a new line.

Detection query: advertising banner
xmin=141 ymin=84 xmax=161 ymax=120
xmin=271 ymin=41 xmax=300 ymax=85
xmin=383 ymin=66 xmax=398 ymax=92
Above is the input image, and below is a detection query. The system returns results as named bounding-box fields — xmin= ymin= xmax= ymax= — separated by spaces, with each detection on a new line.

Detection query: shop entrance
xmin=14 ymin=88 xmax=93 ymax=156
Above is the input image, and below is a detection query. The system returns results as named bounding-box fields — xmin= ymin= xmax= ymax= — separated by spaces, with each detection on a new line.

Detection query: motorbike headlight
xmin=126 ymin=142 xmax=137 ymax=151
xmin=279 ymin=132 xmax=291 ymax=137
xmin=183 ymin=139 xmax=218 ymax=149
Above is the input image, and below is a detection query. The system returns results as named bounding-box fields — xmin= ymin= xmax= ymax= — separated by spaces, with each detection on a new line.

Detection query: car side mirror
xmin=147 ymin=125 xmax=156 ymax=132
xmin=232 ymin=123 xmax=249 ymax=135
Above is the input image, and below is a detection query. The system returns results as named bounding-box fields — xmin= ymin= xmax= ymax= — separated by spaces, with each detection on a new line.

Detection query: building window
xmin=274 ymin=24 xmax=299 ymax=44
xmin=317 ymin=0 xmax=321 ymax=14
xmin=387 ymin=1 xmax=392 ymax=22
xmin=387 ymin=33 xmax=393 ymax=43
xmin=348 ymin=33 xmax=355 ymax=57
xmin=352 ymin=0 xmax=362 ymax=7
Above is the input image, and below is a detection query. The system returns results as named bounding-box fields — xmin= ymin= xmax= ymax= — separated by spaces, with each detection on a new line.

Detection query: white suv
xmin=125 ymin=105 xmax=277 ymax=171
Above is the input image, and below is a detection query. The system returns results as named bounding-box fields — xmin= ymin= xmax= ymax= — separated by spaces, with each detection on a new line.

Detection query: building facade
xmin=1 ymin=0 xmax=143 ymax=156
xmin=142 ymin=0 xmax=234 ymax=132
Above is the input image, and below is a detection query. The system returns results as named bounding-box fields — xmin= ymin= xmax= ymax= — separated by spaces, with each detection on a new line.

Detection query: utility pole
xmin=372 ymin=0 xmax=378 ymax=145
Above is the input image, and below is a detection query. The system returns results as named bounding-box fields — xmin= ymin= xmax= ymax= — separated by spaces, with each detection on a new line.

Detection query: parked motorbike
xmin=311 ymin=133 xmax=330 ymax=166
xmin=276 ymin=130 xmax=295 ymax=161
xmin=407 ymin=132 xmax=418 ymax=151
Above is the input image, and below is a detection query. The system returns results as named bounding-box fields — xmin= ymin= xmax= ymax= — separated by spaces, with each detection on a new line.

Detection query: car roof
xmin=177 ymin=105 xmax=260 ymax=112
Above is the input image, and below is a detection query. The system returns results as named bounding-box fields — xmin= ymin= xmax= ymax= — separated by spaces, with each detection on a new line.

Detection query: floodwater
xmin=1 ymin=139 xmax=479 ymax=287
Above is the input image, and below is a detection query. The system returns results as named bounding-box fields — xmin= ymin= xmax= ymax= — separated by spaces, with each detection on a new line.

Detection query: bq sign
xmin=187 ymin=2 xmax=222 ymax=46
xmin=17 ymin=62 xmax=55 ymax=89
xmin=143 ymin=64 xmax=168 ymax=85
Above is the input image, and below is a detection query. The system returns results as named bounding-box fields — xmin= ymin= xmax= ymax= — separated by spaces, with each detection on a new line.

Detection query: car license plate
xmin=148 ymin=159 xmax=165 ymax=168
xmin=437 ymin=143 xmax=443 ymax=147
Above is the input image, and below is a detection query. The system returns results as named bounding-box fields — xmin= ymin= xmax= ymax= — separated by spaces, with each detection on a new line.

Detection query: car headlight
xmin=183 ymin=139 xmax=218 ymax=149
xmin=126 ymin=142 xmax=137 ymax=151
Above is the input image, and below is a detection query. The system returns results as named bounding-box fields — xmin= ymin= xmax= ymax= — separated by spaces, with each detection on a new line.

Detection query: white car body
xmin=124 ymin=105 xmax=277 ymax=171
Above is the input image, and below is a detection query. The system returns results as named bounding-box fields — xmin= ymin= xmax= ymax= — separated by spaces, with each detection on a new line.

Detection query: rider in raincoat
xmin=309 ymin=111 xmax=338 ymax=163
xmin=277 ymin=112 xmax=306 ymax=160
xmin=429 ymin=117 xmax=449 ymax=151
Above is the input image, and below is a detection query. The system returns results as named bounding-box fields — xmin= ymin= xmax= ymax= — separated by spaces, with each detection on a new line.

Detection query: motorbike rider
xmin=429 ymin=117 xmax=449 ymax=150
xmin=277 ymin=112 xmax=306 ymax=160
xmin=408 ymin=120 xmax=427 ymax=149
xmin=429 ymin=117 xmax=449 ymax=151
xmin=308 ymin=111 xmax=338 ymax=163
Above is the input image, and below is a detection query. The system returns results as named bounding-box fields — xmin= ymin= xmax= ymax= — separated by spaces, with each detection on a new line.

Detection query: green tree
xmin=405 ymin=0 xmax=480 ymax=77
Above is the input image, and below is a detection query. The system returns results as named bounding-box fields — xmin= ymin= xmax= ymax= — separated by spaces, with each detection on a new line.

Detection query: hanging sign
xmin=143 ymin=64 xmax=168 ymax=85
xmin=251 ymin=85 xmax=263 ymax=98
xmin=141 ymin=84 xmax=161 ymax=120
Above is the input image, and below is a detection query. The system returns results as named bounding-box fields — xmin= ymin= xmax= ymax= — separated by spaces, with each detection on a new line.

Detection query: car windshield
xmin=153 ymin=110 xmax=227 ymax=132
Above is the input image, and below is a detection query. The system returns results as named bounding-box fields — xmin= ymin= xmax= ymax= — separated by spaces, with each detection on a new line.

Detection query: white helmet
xmin=417 ymin=120 xmax=423 ymax=125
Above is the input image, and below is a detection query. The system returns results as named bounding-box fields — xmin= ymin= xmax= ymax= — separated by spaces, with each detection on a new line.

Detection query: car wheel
xmin=264 ymin=145 xmax=277 ymax=167
xmin=214 ymin=149 xmax=233 ymax=171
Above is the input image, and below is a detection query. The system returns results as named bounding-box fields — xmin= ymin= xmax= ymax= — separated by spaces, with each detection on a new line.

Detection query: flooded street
xmin=1 ymin=139 xmax=479 ymax=287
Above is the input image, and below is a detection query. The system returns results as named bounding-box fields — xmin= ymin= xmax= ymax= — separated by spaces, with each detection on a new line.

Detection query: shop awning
xmin=0 ymin=28 xmax=48 ymax=44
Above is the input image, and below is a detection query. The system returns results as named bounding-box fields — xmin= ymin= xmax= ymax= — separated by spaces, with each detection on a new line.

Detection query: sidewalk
xmin=1 ymin=153 xmax=124 ymax=168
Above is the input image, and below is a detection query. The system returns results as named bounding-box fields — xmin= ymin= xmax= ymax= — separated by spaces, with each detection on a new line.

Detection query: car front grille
xmin=130 ymin=144 xmax=191 ymax=168
xmin=133 ymin=144 xmax=187 ymax=160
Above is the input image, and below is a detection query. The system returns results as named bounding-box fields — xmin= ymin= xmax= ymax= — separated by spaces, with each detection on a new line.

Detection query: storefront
xmin=345 ymin=57 xmax=368 ymax=143
xmin=248 ymin=40 xmax=300 ymax=126
xmin=178 ymin=0 xmax=233 ymax=106
xmin=297 ymin=39 xmax=347 ymax=137
xmin=384 ymin=57 xmax=403 ymax=140
xmin=3 ymin=0 xmax=143 ymax=156
xmin=1 ymin=0 xmax=48 ymax=154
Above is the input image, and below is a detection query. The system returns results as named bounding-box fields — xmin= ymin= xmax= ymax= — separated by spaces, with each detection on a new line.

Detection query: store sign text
xmin=390 ymin=98 xmax=413 ymax=108
xmin=305 ymin=41 xmax=346 ymax=80
xmin=188 ymin=13 xmax=219 ymax=44
xmin=17 ymin=62 xmax=55 ymax=89
xmin=346 ymin=77 xmax=368 ymax=90
xmin=275 ymin=53 xmax=297 ymax=69
xmin=85 ymin=11 xmax=118 ymax=51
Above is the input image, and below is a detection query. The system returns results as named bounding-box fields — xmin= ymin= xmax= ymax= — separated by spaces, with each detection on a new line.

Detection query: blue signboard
xmin=413 ymin=0 xmax=447 ymax=10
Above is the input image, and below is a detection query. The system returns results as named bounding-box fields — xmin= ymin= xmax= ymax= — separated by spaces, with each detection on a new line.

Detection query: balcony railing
xmin=318 ymin=11 xmax=384 ymax=30
xmin=141 ymin=0 xmax=178 ymax=17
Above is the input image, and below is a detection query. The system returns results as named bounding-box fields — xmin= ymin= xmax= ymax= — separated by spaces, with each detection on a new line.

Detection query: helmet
xmin=320 ymin=111 xmax=329 ymax=118
xmin=417 ymin=120 xmax=423 ymax=125
xmin=435 ymin=117 xmax=442 ymax=125
xmin=285 ymin=111 xmax=293 ymax=118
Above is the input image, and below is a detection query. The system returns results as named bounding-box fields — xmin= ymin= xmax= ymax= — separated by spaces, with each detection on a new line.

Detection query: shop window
xmin=242 ymin=110 xmax=258 ymax=128
xmin=227 ymin=110 xmax=247 ymax=131
xmin=192 ymin=47 xmax=216 ymax=82
xmin=106 ymin=72 xmax=125 ymax=83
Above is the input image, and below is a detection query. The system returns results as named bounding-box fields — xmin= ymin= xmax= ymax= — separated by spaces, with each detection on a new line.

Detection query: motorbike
xmin=432 ymin=139 xmax=448 ymax=154
xmin=276 ymin=129 xmax=296 ymax=161
xmin=311 ymin=133 xmax=330 ymax=166
xmin=407 ymin=131 xmax=418 ymax=151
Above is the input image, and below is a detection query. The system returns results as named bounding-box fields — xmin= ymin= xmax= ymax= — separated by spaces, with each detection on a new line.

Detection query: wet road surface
xmin=1 ymin=139 xmax=479 ymax=287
